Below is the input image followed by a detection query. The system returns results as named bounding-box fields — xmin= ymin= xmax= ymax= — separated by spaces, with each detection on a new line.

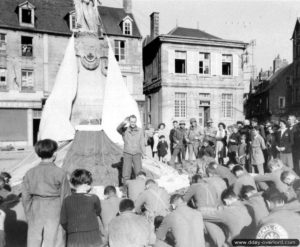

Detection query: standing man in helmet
xmin=187 ymin=118 xmax=204 ymax=161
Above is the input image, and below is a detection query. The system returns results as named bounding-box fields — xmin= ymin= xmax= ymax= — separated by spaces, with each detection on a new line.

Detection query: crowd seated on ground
xmin=0 ymin=114 xmax=300 ymax=247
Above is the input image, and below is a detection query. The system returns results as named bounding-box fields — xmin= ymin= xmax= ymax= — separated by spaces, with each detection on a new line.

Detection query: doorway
xmin=33 ymin=118 xmax=40 ymax=145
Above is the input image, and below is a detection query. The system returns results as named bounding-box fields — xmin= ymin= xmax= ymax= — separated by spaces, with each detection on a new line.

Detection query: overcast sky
xmin=101 ymin=0 xmax=300 ymax=71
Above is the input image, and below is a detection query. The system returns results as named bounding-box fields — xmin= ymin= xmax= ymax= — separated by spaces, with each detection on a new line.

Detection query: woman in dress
xmin=250 ymin=126 xmax=266 ymax=174
xmin=215 ymin=122 xmax=227 ymax=165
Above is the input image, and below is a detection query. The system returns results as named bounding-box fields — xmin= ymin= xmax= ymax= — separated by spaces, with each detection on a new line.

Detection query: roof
xmin=0 ymin=0 xmax=142 ymax=37
xmin=168 ymin=26 xmax=221 ymax=40
xmin=99 ymin=6 xmax=141 ymax=38
xmin=291 ymin=18 xmax=300 ymax=39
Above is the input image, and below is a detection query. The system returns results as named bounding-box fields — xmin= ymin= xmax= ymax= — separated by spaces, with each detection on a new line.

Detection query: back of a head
xmin=119 ymin=198 xmax=135 ymax=213
xmin=206 ymin=163 xmax=218 ymax=176
xmin=170 ymin=194 xmax=184 ymax=205
xmin=35 ymin=139 xmax=58 ymax=159
xmin=191 ymin=174 xmax=202 ymax=184
xmin=145 ymin=179 xmax=156 ymax=187
xmin=104 ymin=185 xmax=117 ymax=196
xmin=280 ymin=171 xmax=292 ymax=182
xmin=70 ymin=169 xmax=93 ymax=187
xmin=263 ymin=189 xmax=286 ymax=205
xmin=268 ymin=158 xmax=283 ymax=171
xmin=221 ymin=188 xmax=238 ymax=203
xmin=137 ymin=171 xmax=147 ymax=178
xmin=232 ymin=165 xmax=244 ymax=176
xmin=240 ymin=185 xmax=256 ymax=199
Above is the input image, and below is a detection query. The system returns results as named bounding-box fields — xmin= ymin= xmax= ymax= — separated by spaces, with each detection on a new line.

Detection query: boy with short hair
xmin=22 ymin=139 xmax=70 ymax=247
xmin=157 ymin=135 xmax=168 ymax=163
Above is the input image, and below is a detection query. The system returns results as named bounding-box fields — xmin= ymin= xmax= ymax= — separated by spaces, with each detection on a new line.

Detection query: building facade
xmin=0 ymin=0 xmax=144 ymax=147
xmin=245 ymin=18 xmax=300 ymax=122
xmin=143 ymin=13 xmax=248 ymax=131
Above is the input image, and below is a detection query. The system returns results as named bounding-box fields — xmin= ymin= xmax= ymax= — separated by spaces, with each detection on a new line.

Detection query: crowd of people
xmin=0 ymin=114 xmax=299 ymax=247
xmin=145 ymin=115 xmax=300 ymax=176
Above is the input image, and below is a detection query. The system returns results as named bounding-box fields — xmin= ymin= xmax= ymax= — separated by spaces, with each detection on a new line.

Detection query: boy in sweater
xmin=22 ymin=139 xmax=70 ymax=247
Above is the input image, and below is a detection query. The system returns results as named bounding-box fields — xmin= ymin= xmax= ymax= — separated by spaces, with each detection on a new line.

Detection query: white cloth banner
xmin=38 ymin=35 xmax=78 ymax=142
xmin=102 ymin=39 xmax=142 ymax=145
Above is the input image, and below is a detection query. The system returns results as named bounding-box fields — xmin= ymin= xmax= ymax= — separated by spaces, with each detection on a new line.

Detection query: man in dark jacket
xmin=169 ymin=120 xmax=178 ymax=155
xmin=168 ymin=120 xmax=187 ymax=168
xmin=275 ymin=119 xmax=294 ymax=169
xmin=288 ymin=115 xmax=300 ymax=174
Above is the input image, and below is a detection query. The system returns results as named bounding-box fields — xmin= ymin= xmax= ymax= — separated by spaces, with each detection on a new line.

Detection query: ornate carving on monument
xmin=75 ymin=32 xmax=101 ymax=70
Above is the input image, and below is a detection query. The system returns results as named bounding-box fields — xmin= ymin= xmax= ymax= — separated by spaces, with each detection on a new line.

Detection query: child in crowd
xmin=157 ymin=135 xmax=169 ymax=163
xmin=198 ymin=139 xmax=215 ymax=159
xmin=22 ymin=139 xmax=70 ymax=247
xmin=227 ymin=125 xmax=240 ymax=164
xmin=60 ymin=169 xmax=102 ymax=247
xmin=238 ymin=134 xmax=248 ymax=166
xmin=152 ymin=130 xmax=159 ymax=159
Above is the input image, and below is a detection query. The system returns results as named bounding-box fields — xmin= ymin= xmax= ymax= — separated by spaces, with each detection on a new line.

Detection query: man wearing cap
xmin=187 ymin=118 xmax=204 ymax=161
xmin=204 ymin=119 xmax=217 ymax=147
xmin=168 ymin=120 xmax=187 ymax=168
xmin=169 ymin=120 xmax=178 ymax=155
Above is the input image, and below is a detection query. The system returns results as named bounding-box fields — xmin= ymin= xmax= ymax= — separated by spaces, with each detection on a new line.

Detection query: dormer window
xmin=19 ymin=1 xmax=35 ymax=27
xmin=122 ymin=16 xmax=133 ymax=35
xmin=69 ymin=11 xmax=78 ymax=32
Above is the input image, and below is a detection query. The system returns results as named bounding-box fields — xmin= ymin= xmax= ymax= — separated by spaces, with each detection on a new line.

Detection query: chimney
xmin=273 ymin=54 xmax=282 ymax=73
xmin=150 ymin=12 xmax=159 ymax=40
xmin=123 ymin=0 xmax=132 ymax=14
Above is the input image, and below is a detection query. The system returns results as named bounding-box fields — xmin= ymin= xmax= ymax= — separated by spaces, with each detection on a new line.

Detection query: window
xmin=278 ymin=97 xmax=286 ymax=109
xmin=22 ymin=8 xmax=32 ymax=24
xmin=175 ymin=51 xmax=186 ymax=74
xmin=199 ymin=93 xmax=210 ymax=98
xmin=147 ymin=96 xmax=151 ymax=112
xmin=221 ymin=94 xmax=233 ymax=118
xmin=21 ymin=36 xmax=33 ymax=57
xmin=0 ymin=33 xmax=6 ymax=53
xmin=199 ymin=53 xmax=210 ymax=74
xmin=123 ymin=20 xmax=132 ymax=35
xmin=19 ymin=2 xmax=35 ymax=27
xmin=222 ymin=54 xmax=232 ymax=76
xmin=114 ymin=40 xmax=125 ymax=62
xmin=69 ymin=12 xmax=77 ymax=31
xmin=21 ymin=69 xmax=34 ymax=90
xmin=0 ymin=68 xmax=7 ymax=89
xmin=175 ymin=92 xmax=187 ymax=117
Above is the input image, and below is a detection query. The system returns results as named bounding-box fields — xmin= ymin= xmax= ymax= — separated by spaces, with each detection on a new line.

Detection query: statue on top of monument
xmin=74 ymin=0 xmax=102 ymax=33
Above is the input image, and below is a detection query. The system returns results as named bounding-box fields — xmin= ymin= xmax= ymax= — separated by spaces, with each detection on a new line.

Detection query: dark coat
xmin=275 ymin=129 xmax=294 ymax=153
xmin=157 ymin=141 xmax=168 ymax=158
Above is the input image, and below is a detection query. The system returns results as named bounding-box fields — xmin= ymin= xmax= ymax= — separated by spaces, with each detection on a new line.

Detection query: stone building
xmin=143 ymin=12 xmax=248 ymax=131
xmin=0 ymin=0 xmax=144 ymax=147
xmin=245 ymin=18 xmax=300 ymax=122
xmin=245 ymin=59 xmax=292 ymax=122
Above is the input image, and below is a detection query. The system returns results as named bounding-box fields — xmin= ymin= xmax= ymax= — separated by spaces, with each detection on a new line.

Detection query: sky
xmin=101 ymin=0 xmax=300 ymax=72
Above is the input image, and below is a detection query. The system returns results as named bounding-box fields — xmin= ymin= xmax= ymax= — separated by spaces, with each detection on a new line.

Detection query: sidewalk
xmin=0 ymin=148 xmax=34 ymax=171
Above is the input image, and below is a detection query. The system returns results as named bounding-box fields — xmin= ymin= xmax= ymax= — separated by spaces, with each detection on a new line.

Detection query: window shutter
xmin=211 ymin=53 xmax=222 ymax=76
xmin=187 ymin=51 xmax=196 ymax=74
xmin=233 ymin=54 xmax=239 ymax=77
xmin=168 ymin=49 xmax=175 ymax=74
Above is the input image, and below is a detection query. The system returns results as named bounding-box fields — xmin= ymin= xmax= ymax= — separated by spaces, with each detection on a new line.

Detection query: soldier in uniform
xmin=108 ymin=199 xmax=155 ymax=247
xmin=257 ymin=190 xmax=300 ymax=240
xmin=204 ymin=118 xmax=217 ymax=147
xmin=156 ymin=194 xmax=205 ymax=247
xmin=186 ymin=118 xmax=204 ymax=161
xmin=135 ymin=179 xmax=170 ymax=221
xmin=201 ymin=189 xmax=252 ymax=244
xmin=126 ymin=171 xmax=147 ymax=202
xmin=232 ymin=165 xmax=257 ymax=198
xmin=168 ymin=120 xmax=187 ymax=168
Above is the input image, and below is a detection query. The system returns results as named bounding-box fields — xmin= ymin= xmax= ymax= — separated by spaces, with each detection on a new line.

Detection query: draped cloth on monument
xmin=63 ymin=131 xmax=122 ymax=186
